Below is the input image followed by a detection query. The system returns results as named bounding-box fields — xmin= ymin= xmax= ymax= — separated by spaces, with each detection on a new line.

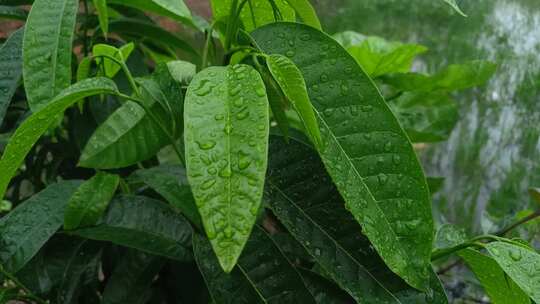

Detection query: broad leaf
xmin=266 ymin=54 xmax=322 ymax=147
xmin=253 ymin=22 xmax=433 ymax=290
xmin=23 ymin=0 xmax=78 ymax=111
xmin=0 ymin=5 xmax=26 ymax=20
xmin=264 ymin=136 xmax=448 ymax=303
xmin=194 ymin=227 xmax=315 ymax=303
xmin=297 ymin=268 xmax=353 ymax=304
xmin=443 ymin=0 xmax=466 ymax=17
xmin=107 ymin=0 xmax=193 ymax=26
xmin=185 ymin=64 xmax=269 ymax=272
xmin=93 ymin=43 xmax=135 ymax=78
xmin=389 ymin=92 xmax=458 ymax=143
xmin=284 ymin=0 xmax=321 ymax=30
xmin=71 ymin=195 xmax=193 ymax=261
xmin=166 ymin=60 xmax=197 ymax=84
xmin=93 ymin=0 xmax=109 ymax=38
xmin=64 ymin=172 xmax=120 ymax=230
xmin=0 ymin=27 xmax=23 ymax=126
xmin=102 ymin=250 xmax=164 ymax=304
xmin=0 ymin=181 xmax=81 ymax=272
xmin=0 ymin=78 xmax=119 ymax=199
xmin=485 ymin=241 xmax=540 ymax=302
xmin=434 ymin=224 xmax=467 ymax=250
xmin=459 ymin=249 xmax=530 ymax=304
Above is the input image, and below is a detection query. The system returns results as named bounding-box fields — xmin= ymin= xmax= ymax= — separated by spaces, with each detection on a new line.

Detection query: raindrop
xmin=201 ymin=178 xmax=216 ymax=190
xmin=285 ymin=50 xmax=295 ymax=57
xmin=256 ymin=88 xmax=266 ymax=97
xmin=378 ymin=173 xmax=388 ymax=185
xmin=197 ymin=140 xmax=216 ymax=150
xmin=510 ymin=249 xmax=522 ymax=261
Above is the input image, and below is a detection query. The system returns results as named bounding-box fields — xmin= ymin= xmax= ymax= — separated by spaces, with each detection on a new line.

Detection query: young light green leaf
xmin=486 ymin=241 xmax=540 ymax=302
xmin=0 ymin=5 xmax=26 ymax=20
xmin=23 ymin=0 xmax=78 ymax=111
xmin=71 ymin=195 xmax=193 ymax=261
xmin=194 ymin=227 xmax=316 ymax=303
xmin=107 ymin=0 xmax=193 ymax=26
xmin=0 ymin=78 xmax=119 ymax=199
xmin=459 ymin=249 xmax=530 ymax=304
xmin=93 ymin=0 xmax=109 ymax=38
xmin=76 ymin=56 xmax=93 ymax=82
xmin=185 ymin=65 xmax=269 ymax=273
xmin=166 ymin=60 xmax=197 ymax=84
xmin=0 ymin=27 xmax=23 ymax=126
xmin=253 ymin=22 xmax=433 ymax=291
xmin=0 ymin=181 xmax=81 ymax=272
xmin=63 ymin=172 xmax=120 ymax=230
xmin=284 ymin=0 xmax=321 ymax=29
xmin=443 ymin=0 xmax=467 ymax=17
xmin=266 ymin=54 xmax=322 ymax=148
xmin=93 ymin=42 xmax=135 ymax=79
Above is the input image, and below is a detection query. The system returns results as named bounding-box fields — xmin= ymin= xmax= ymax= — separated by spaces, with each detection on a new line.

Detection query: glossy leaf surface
xmin=194 ymin=227 xmax=315 ymax=303
xmin=93 ymin=43 xmax=134 ymax=78
xmin=64 ymin=172 xmax=120 ymax=230
xmin=0 ymin=27 xmax=23 ymax=126
xmin=185 ymin=65 xmax=269 ymax=272
xmin=253 ymin=22 xmax=433 ymax=290
xmin=0 ymin=181 xmax=81 ymax=272
xmin=72 ymin=195 xmax=192 ymax=261
xmin=108 ymin=0 xmax=192 ymax=25
xmin=23 ymin=0 xmax=78 ymax=111
xmin=486 ymin=241 xmax=540 ymax=302
xmin=284 ymin=0 xmax=321 ymax=29
xmin=0 ymin=78 xmax=119 ymax=199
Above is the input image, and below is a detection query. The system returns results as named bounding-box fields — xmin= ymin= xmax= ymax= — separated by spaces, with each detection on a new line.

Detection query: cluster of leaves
xmin=0 ymin=0 xmax=538 ymax=303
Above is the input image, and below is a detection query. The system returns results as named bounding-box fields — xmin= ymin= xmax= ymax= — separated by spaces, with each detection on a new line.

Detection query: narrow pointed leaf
xmin=108 ymin=0 xmax=193 ymax=26
xmin=0 ymin=27 xmax=23 ymax=126
xmin=0 ymin=77 xmax=119 ymax=199
xmin=64 ymin=172 xmax=120 ymax=230
xmin=93 ymin=0 xmax=109 ymax=38
xmin=71 ymin=195 xmax=193 ymax=261
xmin=284 ymin=0 xmax=321 ymax=29
xmin=485 ymin=242 xmax=540 ymax=302
xmin=0 ymin=181 xmax=81 ymax=272
xmin=266 ymin=54 xmax=321 ymax=148
xmin=23 ymin=0 xmax=78 ymax=111
xmin=443 ymin=0 xmax=467 ymax=17
xmin=253 ymin=22 xmax=433 ymax=290
xmin=185 ymin=65 xmax=269 ymax=272
xmin=459 ymin=249 xmax=530 ymax=304
xmin=93 ymin=42 xmax=135 ymax=78
xmin=0 ymin=5 xmax=26 ymax=20
xmin=194 ymin=227 xmax=315 ymax=303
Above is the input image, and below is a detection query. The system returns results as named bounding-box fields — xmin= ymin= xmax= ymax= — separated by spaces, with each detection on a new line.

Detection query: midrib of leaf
xmin=237 ymin=264 xmax=268 ymax=303
xmin=225 ymin=78 xmax=233 ymax=266
xmin=267 ymin=181 xmax=401 ymax=303
xmin=50 ymin=0 xmax=71 ymax=99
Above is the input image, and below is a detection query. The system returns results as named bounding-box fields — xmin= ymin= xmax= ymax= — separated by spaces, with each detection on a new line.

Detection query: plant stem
xmin=496 ymin=209 xmax=540 ymax=236
xmin=0 ymin=265 xmax=46 ymax=304
xmin=202 ymin=23 xmax=215 ymax=69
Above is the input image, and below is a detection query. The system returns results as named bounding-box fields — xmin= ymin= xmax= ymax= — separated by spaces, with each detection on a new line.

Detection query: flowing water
xmin=316 ymin=0 xmax=540 ymax=232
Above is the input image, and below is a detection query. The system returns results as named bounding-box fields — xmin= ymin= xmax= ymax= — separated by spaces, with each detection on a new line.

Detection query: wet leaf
xmin=0 ymin=181 xmax=81 ymax=272
xmin=93 ymin=43 xmax=135 ymax=79
xmin=283 ymin=0 xmax=321 ymax=29
xmin=185 ymin=64 xmax=269 ymax=272
xmin=253 ymin=22 xmax=433 ymax=291
xmin=485 ymin=241 xmax=540 ymax=302
xmin=459 ymin=249 xmax=530 ymax=304
xmin=0 ymin=78 xmax=119 ymax=199
xmin=297 ymin=268 xmax=353 ymax=304
xmin=0 ymin=27 xmax=23 ymax=126
xmin=23 ymin=0 xmax=78 ymax=111
xmin=93 ymin=0 xmax=109 ymax=38
xmin=193 ymin=227 xmax=315 ymax=303
xmin=108 ymin=0 xmax=193 ymax=26
xmin=71 ymin=195 xmax=193 ymax=262
xmin=64 ymin=172 xmax=120 ymax=230
xmin=434 ymin=224 xmax=467 ymax=250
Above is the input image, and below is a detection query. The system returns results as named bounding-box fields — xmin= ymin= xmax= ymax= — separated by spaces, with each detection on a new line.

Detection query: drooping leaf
xmin=266 ymin=54 xmax=322 ymax=148
xmin=389 ymin=92 xmax=458 ymax=143
xmin=0 ymin=78 xmax=119 ymax=199
xmin=284 ymin=0 xmax=321 ymax=29
xmin=443 ymin=0 xmax=467 ymax=17
xmin=485 ymin=241 xmax=540 ymax=302
xmin=23 ymin=0 xmax=78 ymax=111
xmin=71 ymin=195 xmax=193 ymax=261
xmin=382 ymin=60 xmax=497 ymax=93
xmin=264 ymin=135 xmax=447 ymax=303
xmin=194 ymin=227 xmax=315 ymax=303
xmin=459 ymin=249 xmax=530 ymax=304
xmin=93 ymin=42 xmax=135 ymax=79
xmin=0 ymin=5 xmax=26 ymax=20
xmin=259 ymin=65 xmax=290 ymax=140
xmin=129 ymin=165 xmax=201 ymax=228
xmin=107 ymin=0 xmax=193 ymax=26
xmin=102 ymin=250 xmax=164 ymax=304
xmin=93 ymin=0 xmax=109 ymax=38
xmin=64 ymin=172 xmax=120 ymax=230
xmin=0 ymin=181 xmax=81 ymax=272
xmin=185 ymin=64 xmax=269 ymax=272
xmin=253 ymin=22 xmax=433 ymax=290
xmin=0 ymin=27 xmax=23 ymax=126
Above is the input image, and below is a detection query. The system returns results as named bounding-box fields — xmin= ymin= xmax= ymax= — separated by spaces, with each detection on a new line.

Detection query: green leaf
xmin=76 ymin=56 xmax=92 ymax=82
xmin=0 ymin=181 xmax=81 ymax=272
xmin=297 ymin=269 xmax=353 ymax=304
xmin=129 ymin=165 xmax=201 ymax=228
xmin=23 ymin=0 xmax=78 ymax=111
xmin=64 ymin=172 xmax=120 ymax=230
xmin=427 ymin=177 xmax=445 ymax=195
xmin=485 ymin=241 xmax=540 ymax=302
xmin=333 ymin=31 xmax=366 ymax=49
xmin=266 ymin=54 xmax=322 ymax=148
xmin=528 ymin=188 xmax=540 ymax=204
xmin=93 ymin=0 xmax=109 ymax=38
xmin=194 ymin=227 xmax=315 ymax=303
xmin=284 ymin=0 xmax=321 ymax=29
xmin=459 ymin=249 xmax=530 ymax=304
xmin=0 ymin=77 xmax=119 ymax=199
xmin=185 ymin=64 xmax=269 ymax=272
xmin=71 ymin=195 xmax=193 ymax=261
xmin=382 ymin=60 xmax=497 ymax=92
xmin=253 ymin=22 xmax=433 ymax=291
xmin=165 ymin=60 xmax=197 ymax=84
xmin=389 ymin=92 xmax=458 ymax=143
xmin=107 ymin=0 xmax=193 ymax=26
xmin=0 ymin=5 xmax=26 ymax=20
xmin=102 ymin=250 xmax=164 ymax=304
xmin=443 ymin=0 xmax=467 ymax=17
xmin=264 ymin=136 xmax=447 ymax=303
xmin=93 ymin=42 xmax=135 ymax=79
xmin=434 ymin=224 xmax=467 ymax=250
xmin=0 ymin=27 xmax=23 ymax=126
